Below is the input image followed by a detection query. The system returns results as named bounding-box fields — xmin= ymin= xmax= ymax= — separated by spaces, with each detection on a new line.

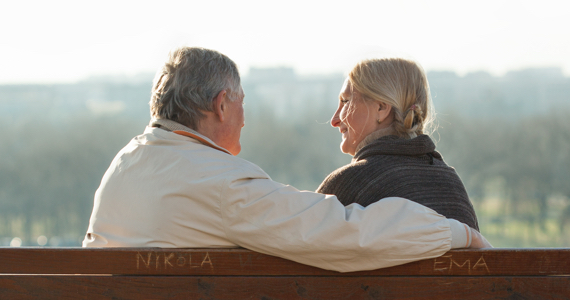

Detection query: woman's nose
xmin=331 ymin=109 xmax=341 ymax=127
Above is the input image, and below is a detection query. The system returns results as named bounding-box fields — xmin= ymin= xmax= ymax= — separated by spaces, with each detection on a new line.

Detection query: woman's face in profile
xmin=331 ymin=78 xmax=383 ymax=156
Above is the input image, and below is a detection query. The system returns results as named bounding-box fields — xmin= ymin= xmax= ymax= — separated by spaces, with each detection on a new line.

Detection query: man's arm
xmin=220 ymin=177 xmax=483 ymax=273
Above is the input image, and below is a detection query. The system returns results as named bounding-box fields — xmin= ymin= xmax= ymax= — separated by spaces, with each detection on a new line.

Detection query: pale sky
xmin=1 ymin=0 xmax=569 ymax=84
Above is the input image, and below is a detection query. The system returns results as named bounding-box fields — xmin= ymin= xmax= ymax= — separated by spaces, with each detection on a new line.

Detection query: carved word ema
xmin=433 ymin=255 xmax=490 ymax=274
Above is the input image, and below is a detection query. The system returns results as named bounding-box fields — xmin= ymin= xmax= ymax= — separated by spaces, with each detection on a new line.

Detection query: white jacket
xmin=83 ymin=119 xmax=470 ymax=272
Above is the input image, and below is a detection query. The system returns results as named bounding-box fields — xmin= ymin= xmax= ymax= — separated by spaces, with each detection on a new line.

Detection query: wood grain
xmin=1 ymin=248 xmax=569 ymax=276
xmin=1 ymin=275 xmax=569 ymax=300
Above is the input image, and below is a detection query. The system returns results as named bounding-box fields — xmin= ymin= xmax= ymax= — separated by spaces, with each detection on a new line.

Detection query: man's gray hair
xmin=150 ymin=47 xmax=241 ymax=129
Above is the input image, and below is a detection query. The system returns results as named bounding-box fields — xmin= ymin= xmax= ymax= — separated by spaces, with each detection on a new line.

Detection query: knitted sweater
xmin=317 ymin=134 xmax=479 ymax=230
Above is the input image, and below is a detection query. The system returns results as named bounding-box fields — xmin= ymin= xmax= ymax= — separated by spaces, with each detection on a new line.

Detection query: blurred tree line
xmin=0 ymin=68 xmax=569 ymax=246
xmin=0 ymin=115 xmax=146 ymax=245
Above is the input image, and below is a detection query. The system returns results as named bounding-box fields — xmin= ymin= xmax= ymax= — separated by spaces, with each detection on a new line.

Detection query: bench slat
xmin=1 ymin=275 xmax=569 ymax=299
xmin=1 ymin=248 xmax=569 ymax=276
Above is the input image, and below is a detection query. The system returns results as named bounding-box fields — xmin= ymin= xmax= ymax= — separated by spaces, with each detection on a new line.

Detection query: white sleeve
xmin=220 ymin=177 xmax=466 ymax=272
xmin=448 ymin=218 xmax=472 ymax=248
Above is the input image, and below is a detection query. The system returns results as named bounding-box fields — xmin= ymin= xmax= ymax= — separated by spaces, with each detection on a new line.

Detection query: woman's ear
xmin=377 ymin=102 xmax=392 ymax=123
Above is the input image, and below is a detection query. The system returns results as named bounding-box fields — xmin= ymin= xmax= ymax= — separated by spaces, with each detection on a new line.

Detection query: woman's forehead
xmin=339 ymin=79 xmax=352 ymax=98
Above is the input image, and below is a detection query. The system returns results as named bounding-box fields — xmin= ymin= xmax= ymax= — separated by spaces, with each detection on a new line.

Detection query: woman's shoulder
xmin=328 ymin=157 xmax=380 ymax=178
xmin=316 ymin=157 xmax=389 ymax=196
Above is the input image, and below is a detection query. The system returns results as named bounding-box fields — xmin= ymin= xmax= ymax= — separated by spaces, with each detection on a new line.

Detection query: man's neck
xmin=196 ymin=114 xmax=223 ymax=146
xmin=150 ymin=118 xmax=231 ymax=155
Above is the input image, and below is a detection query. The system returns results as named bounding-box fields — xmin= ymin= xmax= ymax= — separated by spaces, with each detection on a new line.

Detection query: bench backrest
xmin=1 ymin=248 xmax=569 ymax=299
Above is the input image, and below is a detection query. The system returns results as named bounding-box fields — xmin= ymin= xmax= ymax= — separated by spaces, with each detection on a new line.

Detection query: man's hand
xmin=469 ymin=228 xmax=493 ymax=248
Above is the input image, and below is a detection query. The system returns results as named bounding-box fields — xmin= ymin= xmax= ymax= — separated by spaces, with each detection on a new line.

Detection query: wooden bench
xmin=1 ymin=248 xmax=569 ymax=299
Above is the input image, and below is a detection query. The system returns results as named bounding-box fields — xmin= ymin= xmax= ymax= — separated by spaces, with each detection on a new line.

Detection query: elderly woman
xmin=317 ymin=58 xmax=479 ymax=230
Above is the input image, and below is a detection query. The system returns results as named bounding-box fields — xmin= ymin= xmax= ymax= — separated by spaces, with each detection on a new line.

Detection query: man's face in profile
xmin=222 ymin=85 xmax=245 ymax=155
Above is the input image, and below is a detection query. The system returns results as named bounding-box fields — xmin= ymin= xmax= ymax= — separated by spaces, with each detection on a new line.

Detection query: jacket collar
xmin=353 ymin=133 xmax=439 ymax=163
xmin=354 ymin=126 xmax=397 ymax=155
xmin=149 ymin=118 xmax=232 ymax=155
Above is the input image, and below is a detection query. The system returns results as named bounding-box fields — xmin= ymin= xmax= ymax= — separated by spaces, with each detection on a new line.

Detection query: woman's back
xmin=317 ymin=134 xmax=479 ymax=230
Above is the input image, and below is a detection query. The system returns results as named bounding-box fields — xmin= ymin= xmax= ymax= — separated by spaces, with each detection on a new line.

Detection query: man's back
xmin=84 ymin=124 xmax=269 ymax=248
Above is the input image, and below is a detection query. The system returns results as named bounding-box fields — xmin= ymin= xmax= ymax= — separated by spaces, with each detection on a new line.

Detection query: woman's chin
xmin=340 ymin=142 xmax=355 ymax=156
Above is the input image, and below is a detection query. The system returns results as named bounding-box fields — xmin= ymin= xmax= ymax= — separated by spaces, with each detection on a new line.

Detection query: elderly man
xmin=83 ymin=47 xmax=490 ymax=272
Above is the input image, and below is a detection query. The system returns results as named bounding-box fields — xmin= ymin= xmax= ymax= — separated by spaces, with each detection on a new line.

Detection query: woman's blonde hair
xmin=348 ymin=58 xmax=434 ymax=138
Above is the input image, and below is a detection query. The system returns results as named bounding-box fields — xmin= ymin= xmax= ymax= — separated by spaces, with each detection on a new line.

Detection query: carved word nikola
xmin=136 ymin=252 xmax=213 ymax=270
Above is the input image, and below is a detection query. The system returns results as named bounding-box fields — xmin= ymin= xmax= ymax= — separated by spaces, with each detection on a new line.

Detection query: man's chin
xmin=230 ymin=144 xmax=241 ymax=156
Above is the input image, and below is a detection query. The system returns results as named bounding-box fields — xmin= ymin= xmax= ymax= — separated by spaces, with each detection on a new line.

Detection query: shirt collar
xmin=149 ymin=118 xmax=232 ymax=155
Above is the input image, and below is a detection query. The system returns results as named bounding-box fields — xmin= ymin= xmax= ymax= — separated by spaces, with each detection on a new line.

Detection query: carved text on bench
xmin=136 ymin=252 xmax=213 ymax=270
xmin=433 ymin=254 xmax=490 ymax=275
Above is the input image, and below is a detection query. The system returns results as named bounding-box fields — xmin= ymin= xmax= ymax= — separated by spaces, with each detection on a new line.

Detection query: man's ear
xmin=212 ymin=90 xmax=227 ymax=122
